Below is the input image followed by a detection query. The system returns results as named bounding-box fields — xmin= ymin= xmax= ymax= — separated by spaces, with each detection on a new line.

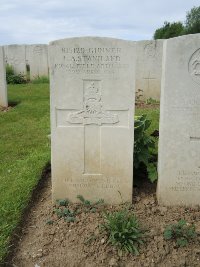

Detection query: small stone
xmin=101 ymin=238 xmax=105 ymax=244
xmin=158 ymin=206 xmax=167 ymax=215
xmin=109 ymin=257 xmax=118 ymax=266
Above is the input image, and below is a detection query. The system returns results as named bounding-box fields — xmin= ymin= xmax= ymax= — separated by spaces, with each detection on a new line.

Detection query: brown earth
xmin=5 ymin=169 xmax=200 ymax=267
xmin=135 ymin=102 xmax=160 ymax=110
xmin=0 ymin=106 xmax=12 ymax=112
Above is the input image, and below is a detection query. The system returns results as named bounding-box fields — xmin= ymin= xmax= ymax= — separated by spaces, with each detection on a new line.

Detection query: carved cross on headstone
xmin=143 ymin=71 xmax=156 ymax=90
xmin=56 ymin=80 xmax=129 ymax=175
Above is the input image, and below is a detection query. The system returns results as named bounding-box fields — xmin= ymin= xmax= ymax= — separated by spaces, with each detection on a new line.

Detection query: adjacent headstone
xmin=0 ymin=46 xmax=8 ymax=108
xmin=4 ymin=45 xmax=26 ymax=75
xmin=157 ymin=34 xmax=200 ymax=206
xmin=25 ymin=45 xmax=32 ymax=66
xmin=29 ymin=44 xmax=49 ymax=79
xmin=135 ymin=40 xmax=164 ymax=101
xmin=49 ymin=37 xmax=136 ymax=204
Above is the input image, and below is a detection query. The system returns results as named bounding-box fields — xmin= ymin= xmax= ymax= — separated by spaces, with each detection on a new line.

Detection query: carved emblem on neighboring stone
xmin=188 ymin=48 xmax=200 ymax=85
xmin=144 ymin=41 xmax=156 ymax=57
xmin=33 ymin=46 xmax=43 ymax=55
xmin=67 ymin=81 xmax=119 ymax=125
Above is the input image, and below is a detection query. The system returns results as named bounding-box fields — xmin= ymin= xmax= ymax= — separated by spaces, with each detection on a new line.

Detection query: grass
xmin=0 ymin=83 xmax=50 ymax=262
xmin=31 ymin=76 xmax=49 ymax=84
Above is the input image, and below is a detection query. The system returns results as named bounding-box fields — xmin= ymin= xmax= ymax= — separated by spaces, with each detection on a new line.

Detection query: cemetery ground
xmin=1 ymin=84 xmax=200 ymax=267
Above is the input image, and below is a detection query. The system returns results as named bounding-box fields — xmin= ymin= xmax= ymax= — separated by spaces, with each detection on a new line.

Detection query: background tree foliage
xmin=185 ymin=6 xmax=200 ymax=34
xmin=154 ymin=6 xmax=200 ymax=39
xmin=153 ymin=21 xmax=184 ymax=39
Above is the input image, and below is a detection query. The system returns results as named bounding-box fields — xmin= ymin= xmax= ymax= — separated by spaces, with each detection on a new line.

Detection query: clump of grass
xmin=164 ymin=219 xmax=196 ymax=247
xmin=101 ymin=209 xmax=144 ymax=255
xmin=32 ymin=76 xmax=49 ymax=84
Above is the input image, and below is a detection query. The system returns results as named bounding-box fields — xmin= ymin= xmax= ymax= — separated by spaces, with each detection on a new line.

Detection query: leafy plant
xmin=54 ymin=199 xmax=75 ymax=222
xmin=56 ymin=199 xmax=69 ymax=206
xmin=77 ymin=195 xmax=91 ymax=206
xmin=32 ymin=76 xmax=49 ymax=84
xmin=134 ymin=115 xmax=157 ymax=182
xmin=6 ymin=64 xmax=27 ymax=84
xmin=101 ymin=209 xmax=144 ymax=255
xmin=54 ymin=207 xmax=76 ymax=221
xmin=164 ymin=219 xmax=196 ymax=247
xmin=77 ymin=195 xmax=104 ymax=207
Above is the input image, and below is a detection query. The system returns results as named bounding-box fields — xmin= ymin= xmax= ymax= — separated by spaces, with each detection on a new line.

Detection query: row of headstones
xmin=3 ymin=41 xmax=164 ymax=100
xmin=49 ymin=34 xmax=200 ymax=207
xmin=1 ymin=34 xmax=200 ymax=206
xmin=4 ymin=44 xmax=49 ymax=79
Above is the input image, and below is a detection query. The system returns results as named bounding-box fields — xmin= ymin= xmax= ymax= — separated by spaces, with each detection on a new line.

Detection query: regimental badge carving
xmin=67 ymin=81 xmax=119 ymax=125
xmin=33 ymin=46 xmax=42 ymax=55
xmin=189 ymin=48 xmax=200 ymax=85
xmin=144 ymin=41 xmax=156 ymax=57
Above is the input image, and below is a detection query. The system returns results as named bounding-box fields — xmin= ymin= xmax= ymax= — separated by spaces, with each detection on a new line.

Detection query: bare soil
xmin=5 ymin=170 xmax=200 ymax=267
xmin=135 ymin=102 xmax=160 ymax=110
xmin=0 ymin=106 xmax=12 ymax=112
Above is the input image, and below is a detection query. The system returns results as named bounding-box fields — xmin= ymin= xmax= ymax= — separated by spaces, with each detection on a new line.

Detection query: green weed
xmin=6 ymin=64 xmax=27 ymax=84
xmin=134 ymin=114 xmax=157 ymax=182
xmin=164 ymin=219 xmax=196 ymax=247
xmin=101 ymin=209 xmax=144 ymax=255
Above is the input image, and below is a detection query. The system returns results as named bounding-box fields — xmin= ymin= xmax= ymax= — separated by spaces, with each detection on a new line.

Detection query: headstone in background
xmin=157 ymin=34 xmax=200 ymax=206
xmin=4 ymin=45 xmax=26 ymax=75
xmin=49 ymin=37 xmax=136 ymax=204
xmin=0 ymin=46 xmax=8 ymax=108
xmin=25 ymin=45 xmax=31 ymax=66
xmin=135 ymin=40 xmax=164 ymax=101
xmin=29 ymin=44 xmax=49 ymax=79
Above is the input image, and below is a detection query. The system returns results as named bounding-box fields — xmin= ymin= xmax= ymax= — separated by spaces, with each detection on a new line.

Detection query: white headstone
xmin=29 ymin=44 xmax=49 ymax=79
xmin=0 ymin=46 xmax=7 ymax=108
xmin=4 ymin=45 xmax=26 ymax=75
xmin=25 ymin=45 xmax=32 ymax=66
xmin=136 ymin=40 xmax=164 ymax=101
xmin=49 ymin=37 xmax=136 ymax=204
xmin=157 ymin=34 xmax=200 ymax=206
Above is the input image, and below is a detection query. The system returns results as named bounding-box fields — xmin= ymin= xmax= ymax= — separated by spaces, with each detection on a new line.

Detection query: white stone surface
xmin=135 ymin=40 xmax=164 ymax=101
xmin=0 ymin=46 xmax=7 ymax=107
xmin=49 ymin=37 xmax=136 ymax=204
xmin=157 ymin=34 xmax=200 ymax=206
xmin=29 ymin=44 xmax=49 ymax=79
xmin=4 ymin=45 xmax=26 ymax=75
xmin=25 ymin=45 xmax=32 ymax=65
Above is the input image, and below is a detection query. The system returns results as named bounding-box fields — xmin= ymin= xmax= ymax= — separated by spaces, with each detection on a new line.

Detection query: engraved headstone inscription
xmin=135 ymin=40 xmax=164 ymax=101
xmin=29 ymin=44 xmax=49 ymax=79
xmin=157 ymin=34 xmax=200 ymax=206
xmin=0 ymin=46 xmax=8 ymax=108
xmin=49 ymin=37 xmax=136 ymax=204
